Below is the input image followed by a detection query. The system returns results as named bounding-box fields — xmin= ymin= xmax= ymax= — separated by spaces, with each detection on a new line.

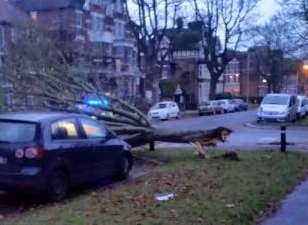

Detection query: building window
xmin=92 ymin=15 xmax=104 ymax=32
xmin=115 ymin=22 xmax=125 ymax=38
xmin=4 ymin=93 xmax=13 ymax=106
xmin=30 ymin=11 xmax=38 ymax=21
xmin=115 ymin=0 xmax=123 ymax=13
xmin=92 ymin=0 xmax=103 ymax=6
xmin=0 ymin=26 xmax=5 ymax=50
xmin=75 ymin=10 xmax=83 ymax=28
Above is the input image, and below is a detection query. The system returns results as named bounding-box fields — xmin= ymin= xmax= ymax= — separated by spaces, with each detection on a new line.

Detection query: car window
xmin=262 ymin=95 xmax=289 ymax=105
xmin=0 ymin=121 xmax=37 ymax=143
xmin=201 ymin=101 xmax=210 ymax=106
xmin=80 ymin=118 xmax=107 ymax=139
xmin=51 ymin=119 xmax=79 ymax=140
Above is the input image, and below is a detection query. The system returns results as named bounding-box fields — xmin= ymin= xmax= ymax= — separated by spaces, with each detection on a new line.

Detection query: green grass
xmin=253 ymin=117 xmax=308 ymax=127
xmin=297 ymin=117 xmax=308 ymax=126
xmin=5 ymin=150 xmax=308 ymax=225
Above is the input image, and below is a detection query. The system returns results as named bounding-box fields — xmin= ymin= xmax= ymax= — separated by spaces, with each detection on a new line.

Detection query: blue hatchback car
xmin=0 ymin=112 xmax=133 ymax=201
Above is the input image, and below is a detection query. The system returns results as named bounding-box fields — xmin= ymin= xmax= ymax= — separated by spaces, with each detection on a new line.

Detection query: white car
xmin=217 ymin=99 xmax=236 ymax=113
xmin=297 ymin=95 xmax=307 ymax=119
xmin=148 ymin=101 xmax=180 ymax=120
xmin=257 ymin=94 xmax=298 ymax=122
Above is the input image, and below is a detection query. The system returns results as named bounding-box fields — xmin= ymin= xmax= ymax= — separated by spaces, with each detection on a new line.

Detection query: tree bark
xmin=121 ymin=127 xmax=227 ymax=147
xmin=209 ymin=77 xmax=219 ymax=100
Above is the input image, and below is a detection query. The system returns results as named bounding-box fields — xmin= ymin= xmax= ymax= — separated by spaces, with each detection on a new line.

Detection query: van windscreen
xmin=262 ymin=96 xmax=289 ymax=105
xmin=0 ymin=121 xmax=37 ymax=143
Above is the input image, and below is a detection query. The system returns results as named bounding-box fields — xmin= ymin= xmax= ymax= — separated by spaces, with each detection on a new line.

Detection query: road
xmin=154 ymin=110 xmax=308 ymax=151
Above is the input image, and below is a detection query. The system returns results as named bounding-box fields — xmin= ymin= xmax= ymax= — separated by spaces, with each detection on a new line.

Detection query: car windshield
xmin=153 ymin=103 xmax=168 ymax=109
xmin=234 ymin=99 xmax=243 ymax=103
xmin=0 ymin=121 xmax=37 ymax=143
xmin=262 ymin=96 xmax=289 ymax=105
xmin=201 ymin=102 xmax=210 ymax=106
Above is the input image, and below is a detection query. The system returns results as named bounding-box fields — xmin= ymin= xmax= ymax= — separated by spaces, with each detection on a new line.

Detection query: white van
xmin=257 ymin=94 xmax=298 ymax=122
xmin=297 ymin=95 xmax=307 ymax=119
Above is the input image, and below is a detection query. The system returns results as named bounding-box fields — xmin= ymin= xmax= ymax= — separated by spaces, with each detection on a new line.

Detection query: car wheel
xmin=47 ymin=169 xmax=69 ymax=202
xmin=166 ymin=114 xmax=170 ymax=120
xmin=176 ymin=113 xmax=180 ymax=119
xmin=116 ymin=154 xmax=132 ymax=180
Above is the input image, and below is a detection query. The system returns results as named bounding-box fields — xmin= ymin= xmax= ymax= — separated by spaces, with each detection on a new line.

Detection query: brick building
xmin=11 ymin=0 xmax=142 ymax=101
xmin=160 ymin=23 xmax=224 ymax=109
xmin=0 ymin=0 xmax=30 ymax=109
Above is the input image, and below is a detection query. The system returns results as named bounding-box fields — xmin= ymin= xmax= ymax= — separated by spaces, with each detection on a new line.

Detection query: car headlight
xmin=279 ymin=110 xmax=288 ymax=115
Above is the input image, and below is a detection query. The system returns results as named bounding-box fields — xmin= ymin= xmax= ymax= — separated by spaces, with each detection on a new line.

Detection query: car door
xmin=170 ymin=103 xmax=178 ymax=117
xmin=78 ymin=118 xmax=120 ymax=177
xmin=48 ymin=118 xmax=94 ymax=184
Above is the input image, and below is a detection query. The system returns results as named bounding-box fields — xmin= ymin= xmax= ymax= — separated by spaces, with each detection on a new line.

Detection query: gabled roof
xmin=10 ymin=0 xmax=85 ymax=12
xmin=0 ymin=0 xmax=29 ymax=24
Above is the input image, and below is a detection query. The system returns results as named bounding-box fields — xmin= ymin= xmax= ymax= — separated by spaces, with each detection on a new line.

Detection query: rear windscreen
xmin=0 ymin=121 xmax=37 ymax=143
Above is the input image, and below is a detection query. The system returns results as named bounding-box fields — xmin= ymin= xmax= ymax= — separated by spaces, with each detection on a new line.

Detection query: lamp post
xmin=246 ymin=53 xmax=250 ymax=103
xmin=297 ymin=60 xmax=308 ymax=94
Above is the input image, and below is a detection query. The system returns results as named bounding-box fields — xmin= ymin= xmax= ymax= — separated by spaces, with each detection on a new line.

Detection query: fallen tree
xmin=1 ymin=23 xmax=232 ymax=150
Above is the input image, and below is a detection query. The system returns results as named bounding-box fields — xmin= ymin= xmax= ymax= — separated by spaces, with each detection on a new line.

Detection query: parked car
xmin=305 ymin=98 xmax=308 ymax=116
xmin=217 ymin=99 xmax=236 ymax=113
xmin=296 ymin=95 xmax=307 ymax=119
xmin=230 ymin=99 xmax=248 ymax=111
xmin=148 ymin=101 xmax=180 ymax=120
xmin=198 ymin=101 xmax=224 ymax=116
xmin=257 ymin=94 xmax=298 ymax=122
xmin=0 ymin=112 xmax=133 ymax=201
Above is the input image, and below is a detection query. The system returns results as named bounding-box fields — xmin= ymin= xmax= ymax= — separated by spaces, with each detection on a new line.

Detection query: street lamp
xmin=303 ymin=63 xmax=308 ymax=71
xmin=262 ymin=79 xmax=267 ymax=83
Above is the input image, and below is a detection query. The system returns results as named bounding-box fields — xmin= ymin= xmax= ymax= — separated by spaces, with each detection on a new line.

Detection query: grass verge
xmin=297 ymin=117 xmax=308 ymax=126
xmin=4 ymin=150 xmax=308 ymax=225
xmin=254 ymin=117 xmax=308 ymax=127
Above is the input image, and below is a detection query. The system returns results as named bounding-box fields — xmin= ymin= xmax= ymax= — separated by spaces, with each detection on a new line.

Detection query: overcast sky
xmin=258 ymin=0 xmax=280 ymax=23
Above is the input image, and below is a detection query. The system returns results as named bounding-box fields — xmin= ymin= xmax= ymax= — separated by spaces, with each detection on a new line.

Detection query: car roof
xmin=0 ymin=112 xmax=89 ymax=123
xmin=297 ymin=95 xmax=306 ymax=99
xmin=157 ymin=101 xmax=176 ymax=104
xmin=265 ymin=94 xmax=291 ymax=97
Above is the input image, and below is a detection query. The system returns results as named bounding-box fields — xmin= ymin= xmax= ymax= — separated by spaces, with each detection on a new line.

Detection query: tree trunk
xmin=209 ymin=77 xmax=219 ymax=100
xmin=121 ymin=127 xmax=228 ymax=147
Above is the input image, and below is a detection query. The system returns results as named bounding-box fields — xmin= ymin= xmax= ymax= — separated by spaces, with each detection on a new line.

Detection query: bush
xmin=159 ymin=80 xmax=176 ymax=98
xmin=215 ymin=92 xmax=233 ymax=100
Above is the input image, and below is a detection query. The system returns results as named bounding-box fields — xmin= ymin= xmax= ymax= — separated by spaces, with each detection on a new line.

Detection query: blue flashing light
xmin=85 ymin=97 xmax=109 ymax=107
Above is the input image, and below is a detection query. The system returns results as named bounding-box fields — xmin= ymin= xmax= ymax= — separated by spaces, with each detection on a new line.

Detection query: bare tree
xmin=1 ymin=24 xmax=230 ymax=150
xmin=249 ymin=13 xmax=304 ymax=93
xmin=279 ymin=0 xmax=308 ymax=54
xmin=124 ymin=0 xmax=183 ymax=101
xmin=192 ymin=0 xmax=260 ymax=99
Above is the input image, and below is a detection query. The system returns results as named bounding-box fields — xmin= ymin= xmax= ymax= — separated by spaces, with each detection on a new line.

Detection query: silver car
xmin=198 ymin=101 xmax=224 ymax=116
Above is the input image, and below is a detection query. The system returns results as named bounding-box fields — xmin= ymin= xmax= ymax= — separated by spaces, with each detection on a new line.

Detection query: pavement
xmin=261 ymin=179 xmax=308 ymax=225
